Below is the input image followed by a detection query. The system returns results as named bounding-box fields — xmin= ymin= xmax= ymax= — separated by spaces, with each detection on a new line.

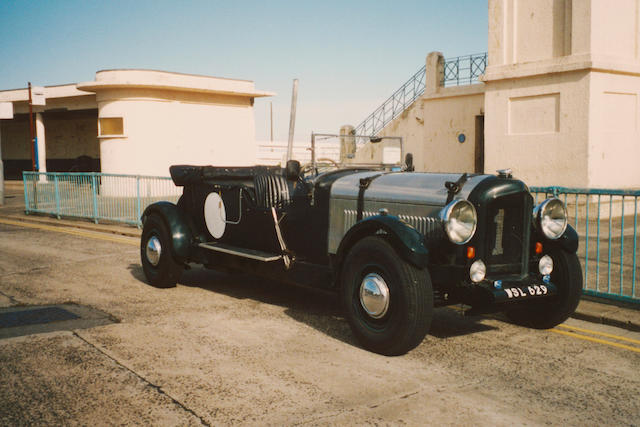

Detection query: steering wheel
xmin=300 ymin=158 xmax=340 ymax=177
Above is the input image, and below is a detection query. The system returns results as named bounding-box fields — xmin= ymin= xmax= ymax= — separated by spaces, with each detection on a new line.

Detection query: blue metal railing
xmin=442 ymin=52 xmax=488 ymax=87
xmin=531 ymin=186 xmax=639 ymax=304
xmin=354 ymin=53 xmax=488 ymax=137
xmin=23 ymin=172 xmax=181 ymax=226
xmin=354 ymin=64 xmax=427 ymax=137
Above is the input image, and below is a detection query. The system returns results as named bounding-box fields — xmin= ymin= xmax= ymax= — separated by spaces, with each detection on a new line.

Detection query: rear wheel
xmin=341 ymin=236 xmax=433 ymax=356
xmin=506 ymin=248 xmax=582 ymax=329
xmin=140 ymin=214 xmax=183 ymax=288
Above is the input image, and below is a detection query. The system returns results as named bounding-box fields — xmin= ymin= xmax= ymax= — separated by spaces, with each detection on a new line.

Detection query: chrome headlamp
xmin=534 ymin=198 xmax=567 ymax=240
xmin=440 ymin=200 xmax=477 ymax=244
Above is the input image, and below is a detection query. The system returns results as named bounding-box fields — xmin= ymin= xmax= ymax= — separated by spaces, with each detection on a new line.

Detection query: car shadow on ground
xmin=128 ymin=264 xmax=498 ymax=348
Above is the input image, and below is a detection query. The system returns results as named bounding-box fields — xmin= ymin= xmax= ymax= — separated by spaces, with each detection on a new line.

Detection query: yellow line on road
xmin=556 ymin=323 xmax=640 ymax=345
xmin=550 ymin=329 xmax=640 ymax=354
xmin=0 ymin=217 xmax=138 ymax=246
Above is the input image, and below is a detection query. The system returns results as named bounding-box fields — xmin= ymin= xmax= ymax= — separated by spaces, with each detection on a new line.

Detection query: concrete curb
xmin=572 ymin=311 xmax=640 ymax=332
xmin=0 ymin=212 xmax=141 ymax=238
xmin=572 ymin=298 xmax=640 ymax=332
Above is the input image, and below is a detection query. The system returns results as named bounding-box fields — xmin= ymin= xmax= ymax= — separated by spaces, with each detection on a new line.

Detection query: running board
xmin=198 ymin=242 xmax=283 ymax=262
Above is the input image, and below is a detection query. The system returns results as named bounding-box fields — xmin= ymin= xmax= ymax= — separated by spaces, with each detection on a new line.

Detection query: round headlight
xmin=470 ymin=259 xmax=486 ymax=283
xmin=440 ymin=200 xmax=477 ymax=244
xmin=538 ymin=255 xmax=553 ymax=275
xmin=534 ymin=198 xmax=567 ymax=240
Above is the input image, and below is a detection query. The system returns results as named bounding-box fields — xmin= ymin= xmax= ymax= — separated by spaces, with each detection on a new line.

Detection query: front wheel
xmin=341 ymin=236 xmax=434 ymax=356
xmin=506 ymin=248 xmax=582 ymax=329
xmin=140 ymin=214 xmax=184 ymax=288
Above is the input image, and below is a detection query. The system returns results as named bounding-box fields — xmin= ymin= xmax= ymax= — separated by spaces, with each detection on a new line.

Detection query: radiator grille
xmin=344 ymin=209 xmax=440 ymax=235
xmin=485 ymin=195 xmax=526 ymax=273
xmin=254 ymin=174 xmax=291 ymax=208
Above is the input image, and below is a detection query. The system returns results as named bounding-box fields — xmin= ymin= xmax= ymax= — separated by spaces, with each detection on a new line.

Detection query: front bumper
xmin=459 ymin=276 xmax=558 ymax=310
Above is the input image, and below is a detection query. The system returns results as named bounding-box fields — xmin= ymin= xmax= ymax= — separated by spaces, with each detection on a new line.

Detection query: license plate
xmin=503 ymin=284 xmax=549 ymax=299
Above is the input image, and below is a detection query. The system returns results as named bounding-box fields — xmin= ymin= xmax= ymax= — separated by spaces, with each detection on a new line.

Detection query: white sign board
xmin=31 ymin=86 xmax=46 ymax=106
xmin=382 ymin=146 xmax=401 ymax=164
xmin=0 ymin=102 xmax=13 ymax=119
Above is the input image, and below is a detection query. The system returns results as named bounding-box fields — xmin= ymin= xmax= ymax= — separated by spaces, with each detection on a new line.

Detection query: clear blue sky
xmin=0 ymin=0 xmax=487 ymax=142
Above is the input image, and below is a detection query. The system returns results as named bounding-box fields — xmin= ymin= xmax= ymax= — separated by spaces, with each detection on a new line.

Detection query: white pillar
xmin=35 ymin=112 xmax=46 ymax=173
xmin=424 ymin=52 xmax=444 ymax=96
xmin=0 ymin=122 xmax=4 ymax=205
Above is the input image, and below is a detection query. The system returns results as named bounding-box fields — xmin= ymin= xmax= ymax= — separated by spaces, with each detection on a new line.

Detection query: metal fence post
xmin=91 ymin=174 xmax=98 ymax=224
xmin=620 ymin=197 xmax=625 ymax=296
xmin=633 ymin=196 xmax=637 ymax=297
xmin=54 ymin=173 xmax=61 ymax=219
xmin=23 ymin=172 xmax=30 ymax=214
xmin=136 ymin=175 xmax=142 ymax=227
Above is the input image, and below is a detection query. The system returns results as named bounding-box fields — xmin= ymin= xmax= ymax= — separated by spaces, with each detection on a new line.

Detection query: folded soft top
xmin=169 ymin=165 xmax=283 ymax=186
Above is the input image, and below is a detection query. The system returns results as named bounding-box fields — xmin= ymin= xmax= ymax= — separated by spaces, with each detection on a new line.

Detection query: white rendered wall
xmin=97 ymin=88 xmax=256 ymax=177
xmin=358 ymin=52 xmax=484 ymax=173
xmin=485 ymin=0 xmax=640 ymax=188
xmin=484 ymin=70 xmax=590 ymax=186
xmin=588 ymin=72 xmax=640 ymax=188
xmin=377 ymin=88 xmax=484 ymax=173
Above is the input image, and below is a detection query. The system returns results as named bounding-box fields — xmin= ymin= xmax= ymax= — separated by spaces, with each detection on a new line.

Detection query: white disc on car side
xmin=204 ymin=192 xmax=226 ymax=239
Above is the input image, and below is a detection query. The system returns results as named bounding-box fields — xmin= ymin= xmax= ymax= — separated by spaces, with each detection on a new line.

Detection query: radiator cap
xmin=496 ymin=168 xmax=512 ymax=179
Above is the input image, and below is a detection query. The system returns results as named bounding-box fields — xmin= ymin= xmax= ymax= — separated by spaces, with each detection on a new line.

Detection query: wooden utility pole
xmin=286 ymin=79 xmax=298 ymax=162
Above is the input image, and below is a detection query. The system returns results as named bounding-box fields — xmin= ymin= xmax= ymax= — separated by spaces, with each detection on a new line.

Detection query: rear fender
xmin=336 ymin=215 xmax=429 ymax=271
xmin=141 ymin=201 xmax=193 ymax=260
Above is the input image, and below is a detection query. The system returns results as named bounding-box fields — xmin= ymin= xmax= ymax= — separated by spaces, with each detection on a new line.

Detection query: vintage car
xmin=140 ymin=136 xmax=582 ymax=356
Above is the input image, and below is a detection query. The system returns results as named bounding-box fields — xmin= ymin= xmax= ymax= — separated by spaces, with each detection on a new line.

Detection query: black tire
xmin=506 ymin=248 xmax=582 ymax=329
xmin=140 ymin=214 xmax=183 ymax=288
xmin=341 ymin=236 xmax=434 ymax=356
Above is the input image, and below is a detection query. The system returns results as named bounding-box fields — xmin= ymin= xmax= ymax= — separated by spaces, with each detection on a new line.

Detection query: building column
xmin=0 ymin=122 xmax=4 ymax=204
xmin=424 ymin=52 xmax=444 ymax=96
xmin=35 ymin=112 xmax=46 ymax=173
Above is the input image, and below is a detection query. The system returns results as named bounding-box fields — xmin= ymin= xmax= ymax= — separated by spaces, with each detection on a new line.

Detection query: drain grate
xmin=0 ymin=307 xmax=80 ymax=328
xmin=0 ymin=304 xmax=116 ymax=339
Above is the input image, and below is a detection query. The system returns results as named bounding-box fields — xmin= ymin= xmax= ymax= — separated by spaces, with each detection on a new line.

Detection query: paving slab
xmin=0 ymin=331 xmax=203 ymax=425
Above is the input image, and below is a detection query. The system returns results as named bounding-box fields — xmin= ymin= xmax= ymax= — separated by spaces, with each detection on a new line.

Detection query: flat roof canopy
xmin=77 ymin=69 xmax=275 ymax=98
xmin=0 ymin=84 xmax=91 ymax=103
xmin=0 ymin=69 xmax=274 ymax=106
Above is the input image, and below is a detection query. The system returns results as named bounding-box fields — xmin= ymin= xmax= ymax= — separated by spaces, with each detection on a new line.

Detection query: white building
xmin=368 ymin=0 xmax=640 ymax=188
xmin=0 ymin=69 xmax=273 ymax=179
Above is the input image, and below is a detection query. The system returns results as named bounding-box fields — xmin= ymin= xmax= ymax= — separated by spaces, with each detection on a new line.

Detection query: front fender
xmin=532 ymin=223 xmax=579 ymax=254
xmin=142 ymin=201 xmax=193 ymax=260
xmin=337 ymin=215 xmax=429 ymax=269
xmin=546 ymin=224 xmax=579 ymax=253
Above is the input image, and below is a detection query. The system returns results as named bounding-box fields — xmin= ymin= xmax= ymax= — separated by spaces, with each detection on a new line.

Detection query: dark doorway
xmin=475 ymin=115 xmax=484 ymax=174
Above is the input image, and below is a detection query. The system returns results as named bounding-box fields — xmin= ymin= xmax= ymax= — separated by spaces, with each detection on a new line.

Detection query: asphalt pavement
xmin=1 ymin=180 xmax=639 ymax=424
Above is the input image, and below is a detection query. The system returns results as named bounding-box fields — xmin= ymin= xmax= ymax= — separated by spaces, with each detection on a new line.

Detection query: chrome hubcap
xmin=146 ymin=235 xmax=162 ymax=266
xmin=359 ymin=273 xmax=390 ymax=319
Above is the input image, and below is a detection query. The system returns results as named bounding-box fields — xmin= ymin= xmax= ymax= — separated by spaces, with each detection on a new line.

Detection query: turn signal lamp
xmin=535 ymin=242 xmax=543 ymax=254
xmin=466 ymin=246 xmax=476 ymax=259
